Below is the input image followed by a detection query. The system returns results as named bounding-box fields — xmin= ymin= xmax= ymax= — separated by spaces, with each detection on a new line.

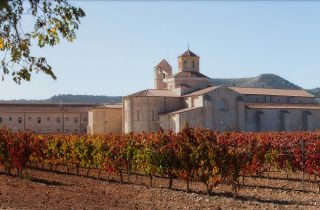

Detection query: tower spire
xmin=187 ymin=41 xmax=190 ymax=50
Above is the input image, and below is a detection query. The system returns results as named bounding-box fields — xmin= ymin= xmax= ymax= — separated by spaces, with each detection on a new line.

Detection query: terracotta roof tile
xmin=183 ymin=86 xmax=221 ymax=97
xmin=160 ymin=107 xmax=202 ymax=115
xmin=90 ymin=104 xmax=122 ymax=109
xmin=174 ymin=71 xmax=209 ymax=78
xmin=179 ymin=49 xmax=199 ymax=57
xmin=126 ymin=89 xmax=180 ymax=97
xmin=246 ymin=103 xmax=320 ymax=110
xmin=230 ymin=87 xmax=313 ymax=97
xmin=155 ymin=59 xmax=171 ymax=68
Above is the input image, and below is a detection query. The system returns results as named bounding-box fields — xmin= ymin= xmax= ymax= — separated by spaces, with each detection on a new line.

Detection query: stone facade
xmin=88 ymin=105 xmax=122 ymax=135
xmin=124 ymin=49 xmax=320 ymax=133
xmin=2 ymin=49 xmax=320 ymax=134
xmin=0 ymin=104 xmax=92 ymax=134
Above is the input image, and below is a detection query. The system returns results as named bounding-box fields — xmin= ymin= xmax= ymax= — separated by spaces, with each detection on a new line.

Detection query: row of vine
xmin=0 ymin=126 xmax=320 ymax=196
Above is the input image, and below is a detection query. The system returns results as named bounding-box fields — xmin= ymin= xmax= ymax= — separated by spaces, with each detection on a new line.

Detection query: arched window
xmin=302 ymin=111 xmax=312 ymax=131
xmin=255 ymin=110 xmax=264 ymax=132
xmin=279 ymin=110 xmax=289 ymax=131
xmin=183 ymin=61 xmax=187 ymax=70
xmin=218 ymin=98 xmax=229 ymax=111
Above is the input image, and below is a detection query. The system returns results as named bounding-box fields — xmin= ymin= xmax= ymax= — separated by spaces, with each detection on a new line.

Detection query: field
xmin=1 ymin=126 xmax=320 ymax=209
xmin=0 ymin=166 xmax=320 ymax=210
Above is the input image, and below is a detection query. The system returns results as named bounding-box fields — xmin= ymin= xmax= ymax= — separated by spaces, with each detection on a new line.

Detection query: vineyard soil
xmin=0 ymin=167 xmax=319 ymax=210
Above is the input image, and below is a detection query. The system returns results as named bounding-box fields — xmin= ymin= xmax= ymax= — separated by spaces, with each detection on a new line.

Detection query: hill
xmin=210 ymin=74 xmax=302 ymax=90
xmin=1 ymin=74 xmax=319 ymax=103
xmin=307 ymin=88 xmax=320 ymax=97
xmin=0 ymin=94 xmax=122 ymax=104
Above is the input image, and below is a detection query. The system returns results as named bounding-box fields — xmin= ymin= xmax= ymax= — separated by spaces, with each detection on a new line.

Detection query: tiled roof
xmin=179 ymin=49 xmax=199 ymax=57
xmin=90 ymin=104 xmax=123 ymax=109
xmin=183 ymin=86 xmax=221 ymax=97
xmin=160 ymin=107 xmax=202 ymax=115
xmin=155 ymin=59 xmax=171 ymax=68
xmin=174 ymin=71 xmax=209 ymax=78
xmin=0 ymin=103 xmax=97 ymax=107
xmin=230 ymin=87 xmax=314 ymax=97
xmin=126 ymin=89 xmax=180 ymax=97
xmin=246 ymin=103 xmax=320 ymax=110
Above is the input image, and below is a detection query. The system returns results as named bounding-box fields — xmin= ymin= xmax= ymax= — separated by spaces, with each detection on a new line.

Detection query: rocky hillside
xmin=307 ymin=88 xmax=320 ymax=97
xmin=210 ymin=74 xmax=302 ymax=90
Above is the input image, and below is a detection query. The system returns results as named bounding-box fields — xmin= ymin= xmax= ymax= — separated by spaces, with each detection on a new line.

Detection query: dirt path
xmin=0 ymin=167 xmax=319 ymax=210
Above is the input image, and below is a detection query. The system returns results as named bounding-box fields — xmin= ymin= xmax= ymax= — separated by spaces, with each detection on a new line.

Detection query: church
xmin=123 ymin=49 xmax=320 ymax=133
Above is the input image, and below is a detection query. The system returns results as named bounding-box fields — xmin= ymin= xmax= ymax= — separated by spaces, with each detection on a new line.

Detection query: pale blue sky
xmin=1 ymin=1 xmax=320 ymax=100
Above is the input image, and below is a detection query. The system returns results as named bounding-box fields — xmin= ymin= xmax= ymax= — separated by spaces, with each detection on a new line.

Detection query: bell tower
xmin=178 ymin=48 xmax=200 ymax=72
xmin=154 ymin=59 xmax=172 ymax=89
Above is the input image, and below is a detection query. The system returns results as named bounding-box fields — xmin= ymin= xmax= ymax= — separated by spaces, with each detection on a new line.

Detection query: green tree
xmin=0 ymin=0 xmax=85 ymax=83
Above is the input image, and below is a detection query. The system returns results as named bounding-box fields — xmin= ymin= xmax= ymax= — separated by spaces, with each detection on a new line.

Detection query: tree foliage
xmin=0 ymin=0 xmax=85 ymax=83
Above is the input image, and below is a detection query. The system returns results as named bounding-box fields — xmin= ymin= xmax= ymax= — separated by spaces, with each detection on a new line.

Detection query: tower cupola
xmin=178 ymin=49 xmax=200 ymax=72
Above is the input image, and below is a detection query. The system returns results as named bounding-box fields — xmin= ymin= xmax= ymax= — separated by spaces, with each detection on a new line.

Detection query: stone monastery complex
xmin=1 ymin=49 xmax=320 ymax=134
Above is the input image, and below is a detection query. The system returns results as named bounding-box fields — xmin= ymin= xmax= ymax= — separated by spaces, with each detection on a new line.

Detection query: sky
xmin=1 ymin=1 xmax=320 ymax=100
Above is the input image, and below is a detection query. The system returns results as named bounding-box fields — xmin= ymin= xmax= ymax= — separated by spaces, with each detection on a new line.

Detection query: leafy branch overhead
xmin=0 ymin=0 xmax=85 ymax=84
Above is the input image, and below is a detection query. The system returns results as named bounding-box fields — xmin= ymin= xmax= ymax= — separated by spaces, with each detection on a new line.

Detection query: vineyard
xmin=1 ymin=125 xmax=320 ymax=199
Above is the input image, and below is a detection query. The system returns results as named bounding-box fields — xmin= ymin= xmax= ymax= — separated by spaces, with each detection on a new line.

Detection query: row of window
xmin=15 ymin=128 xmax=79 ymax=133
xmin=253 ymin=96 xmax=303 ymax=104
xmin=0 ymin=116 xmax=86 ymax=124
xmin=182 ymin=60 xmax=197 ymax=70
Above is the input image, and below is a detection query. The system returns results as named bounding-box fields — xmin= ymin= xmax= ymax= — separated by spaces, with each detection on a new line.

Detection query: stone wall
xmin=0 ymin=104 xmax=91 ymax=134
xmin=88 ymin=106 xmax=122 ymax=135
xmin=244 ymin=95 xmax=315 ymax=104
xmin=123 ymin=96 xmax=184 ymax=133
xmin=245 ymin=108 xmax=320 ymax=131
xmin=204 ymin=87 xmax=243 ymax=131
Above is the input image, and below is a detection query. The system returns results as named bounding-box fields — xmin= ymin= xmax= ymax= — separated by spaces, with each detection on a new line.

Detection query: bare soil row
xmin=0 ymin=166 xmax=320 ymax=210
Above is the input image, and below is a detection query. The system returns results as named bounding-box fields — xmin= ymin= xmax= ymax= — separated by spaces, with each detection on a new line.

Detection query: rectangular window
xmin=18 ymin=117 xmax=22 ymax=124
xmin=9 ymin=117 xmax=12 ymax=121
xmin=56 ymin=117 xmax=61 ymax=124
xmin=47 ymin=117 xmax=50 ymax=121
xmin=74 ymin=117 xmax=78 ymax=124
xmin=152 ymin=110 xmax=155 ymax=121
xmin=137 ymin=110 xmax=140 ymax=121
xmin=37 ymin=117 xmax=41 ymax=124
